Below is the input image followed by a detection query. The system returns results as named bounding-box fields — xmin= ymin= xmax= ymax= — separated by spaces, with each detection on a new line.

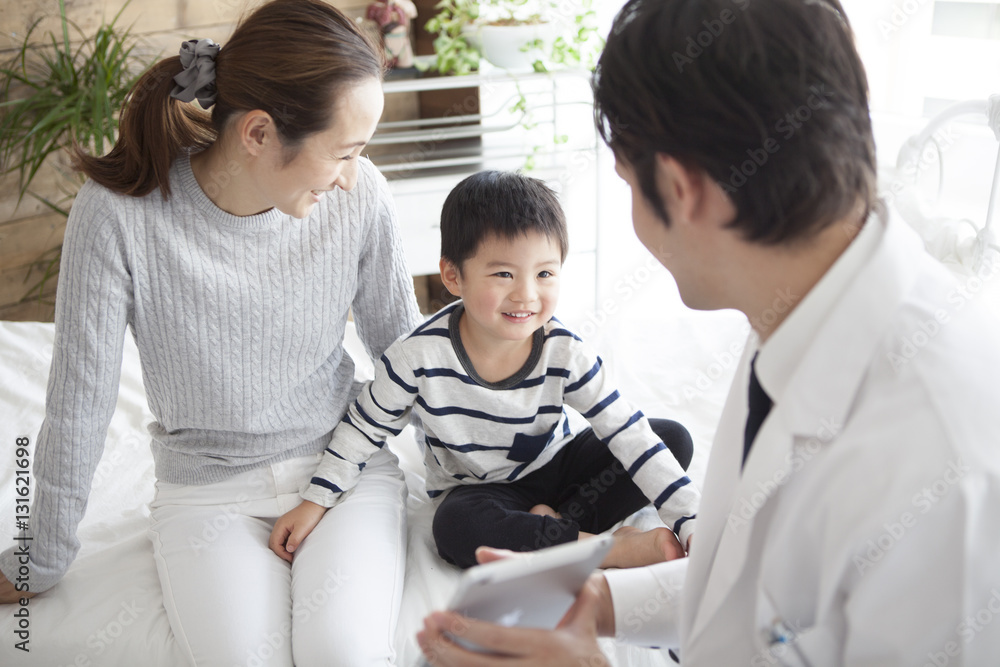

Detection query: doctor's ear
xmin=656 ymin=154 xmax=736 ymax=228
xmin=439 ymin=258 xmax=463 ymax=297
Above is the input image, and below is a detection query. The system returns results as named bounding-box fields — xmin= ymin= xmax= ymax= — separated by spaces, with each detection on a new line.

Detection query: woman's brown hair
xmin=74 ymin=0 xmax=384 ymax=198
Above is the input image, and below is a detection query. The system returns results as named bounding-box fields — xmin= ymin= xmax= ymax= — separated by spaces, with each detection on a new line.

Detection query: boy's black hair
xmin=440 ymin=170 xmax=569 ymax=270
xmin=593 ymin=0 xmax=876 ymax=245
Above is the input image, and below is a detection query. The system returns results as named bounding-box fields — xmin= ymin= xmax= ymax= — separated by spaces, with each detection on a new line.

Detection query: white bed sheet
xmin=0 ymin=313 xmax=733 ymax=667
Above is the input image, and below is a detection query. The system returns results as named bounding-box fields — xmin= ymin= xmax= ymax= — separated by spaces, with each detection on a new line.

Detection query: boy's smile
xmin=441 ymin=231 xmax=562 ymax=355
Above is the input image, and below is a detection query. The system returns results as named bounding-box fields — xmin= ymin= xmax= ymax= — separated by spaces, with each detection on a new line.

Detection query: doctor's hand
xmin=0 ymin=570 xmax=36 ymax=604
xmin=417 ymin=547 xmax=615 ymax=666
xmin=268 ymin=500 xmax=326 ymax=563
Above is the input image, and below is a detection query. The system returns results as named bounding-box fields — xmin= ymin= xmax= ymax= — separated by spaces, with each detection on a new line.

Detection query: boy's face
xmin=442 ymin=231 xmax=562 ymax=346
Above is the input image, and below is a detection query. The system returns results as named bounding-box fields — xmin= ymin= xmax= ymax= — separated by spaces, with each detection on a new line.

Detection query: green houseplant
xmin=0 ymin=0 xmax=149 ymax=303
xmin=423 ymin=0 xmax=603 ymax=75
xmin=419 ymin=0 xmax=603 ymax=169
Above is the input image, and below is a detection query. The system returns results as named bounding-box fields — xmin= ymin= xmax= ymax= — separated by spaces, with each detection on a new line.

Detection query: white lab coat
xmin=607 ymin=210 xmax=1000 ymax=665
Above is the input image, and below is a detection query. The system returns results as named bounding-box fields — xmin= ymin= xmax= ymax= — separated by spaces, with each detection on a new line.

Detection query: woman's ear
xmin=238 ymin=110 xmax=275 ymax=157
xmin=439 ymin=258 xmax=463 ymax=297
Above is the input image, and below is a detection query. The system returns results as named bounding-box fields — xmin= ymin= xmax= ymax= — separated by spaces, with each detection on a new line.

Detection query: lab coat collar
xmin=756 ymin=208 xmax=883 ymax=408
xmin=687 ymin=207 xmax=925 ymax=643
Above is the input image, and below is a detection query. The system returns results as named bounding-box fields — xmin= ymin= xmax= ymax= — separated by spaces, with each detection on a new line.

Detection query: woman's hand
xmin=417 ymin=547 xmax=615 ymax=666
xmin=0 ymin=570 xmax=36 ymax=605
xmin=268 ymin=500 xmax=327 ymax=563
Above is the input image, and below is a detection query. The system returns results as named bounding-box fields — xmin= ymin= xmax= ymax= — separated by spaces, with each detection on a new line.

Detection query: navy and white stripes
xmin=303 ymin=303 xmax=699 ymax=544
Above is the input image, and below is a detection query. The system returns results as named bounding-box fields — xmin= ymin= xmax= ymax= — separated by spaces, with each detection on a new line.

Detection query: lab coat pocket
xmin=753 ymin=588 xmax=837 ymax=667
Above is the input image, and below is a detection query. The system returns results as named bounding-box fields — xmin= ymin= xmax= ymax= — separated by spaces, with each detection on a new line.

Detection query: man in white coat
xmin=418 ymin=0 xmax=1000 ymax=664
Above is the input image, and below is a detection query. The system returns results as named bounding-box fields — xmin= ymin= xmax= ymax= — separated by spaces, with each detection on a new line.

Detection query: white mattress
xmin=0 ymin=311 xmax=738 ymax=666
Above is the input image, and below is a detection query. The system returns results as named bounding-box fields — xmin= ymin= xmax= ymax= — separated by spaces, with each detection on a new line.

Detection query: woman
xmin=0 ymin=1 xmax=421 ymax=665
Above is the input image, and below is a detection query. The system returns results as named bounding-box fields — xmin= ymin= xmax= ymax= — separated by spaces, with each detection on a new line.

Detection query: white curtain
xmin=840 ymin=0 xmax=1000 ymax=117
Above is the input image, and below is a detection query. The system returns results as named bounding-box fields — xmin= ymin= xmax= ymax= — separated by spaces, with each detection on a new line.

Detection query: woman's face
xmin=259 ymin=78 xmax=384 ymax=219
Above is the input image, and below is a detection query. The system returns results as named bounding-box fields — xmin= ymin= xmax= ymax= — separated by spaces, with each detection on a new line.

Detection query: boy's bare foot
xmin=600 ymin=525 xmax=685 ymax=569
xmin=529 ymin=503 xmax=562 ymax=519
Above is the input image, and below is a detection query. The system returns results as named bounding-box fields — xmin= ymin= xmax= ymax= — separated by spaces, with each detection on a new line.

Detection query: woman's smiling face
xmin=254 ymin=78 xmax=384 ymax=219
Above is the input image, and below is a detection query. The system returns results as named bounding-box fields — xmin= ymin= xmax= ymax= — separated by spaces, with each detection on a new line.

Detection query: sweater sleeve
xmin=0 ymin=182 xmax=133 ymax=593
xmin=351 ymin=159 xmax=422 ymax=362
xmin=302 ymin=340 xmax=419 ymax=507
xmin=563 ymin=342 xmax=699 ymax=545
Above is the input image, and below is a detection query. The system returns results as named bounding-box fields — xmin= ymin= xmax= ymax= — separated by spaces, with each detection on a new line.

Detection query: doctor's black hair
xmin=440 ymin=170 xmax=569 ymax=271
xmin=593 ymin=0 xmax=877 ymax=245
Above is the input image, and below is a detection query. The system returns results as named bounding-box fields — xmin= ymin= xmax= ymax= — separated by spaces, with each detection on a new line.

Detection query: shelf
xmin=373 ymin=59 xmax=602 ymax=313
xmin=381 ymin=57 xmax=591 ymax=94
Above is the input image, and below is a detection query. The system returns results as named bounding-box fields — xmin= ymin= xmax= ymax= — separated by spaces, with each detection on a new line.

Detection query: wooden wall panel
xmin=0 ymin=257 xmax=58 ymax=309
xmin=0 ymin=213 xmax=67 ymax=269
xmin=1 ymin=0 xmax=386 ymax=321
xmin=0 ymin=0 xmax=418 ymax=323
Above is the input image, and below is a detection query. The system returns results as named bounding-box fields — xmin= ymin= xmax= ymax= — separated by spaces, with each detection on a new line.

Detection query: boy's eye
xmin=493 ymin=271 xmax=512 ymax=278
xmin=538 ymin=270 xmax=554 ymax=278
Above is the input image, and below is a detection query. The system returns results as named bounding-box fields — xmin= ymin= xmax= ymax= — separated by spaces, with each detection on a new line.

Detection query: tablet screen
xmin=442 ymin=535 xmax=614 ymax=653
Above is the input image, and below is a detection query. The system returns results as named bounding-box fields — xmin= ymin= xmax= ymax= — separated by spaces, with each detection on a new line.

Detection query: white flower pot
xmin=472 ymin=22 xmax=553 ymax=70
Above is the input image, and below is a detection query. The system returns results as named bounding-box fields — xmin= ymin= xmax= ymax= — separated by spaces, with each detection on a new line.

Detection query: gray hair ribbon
xmin=169 ymin=39 xmax=221 ymax=108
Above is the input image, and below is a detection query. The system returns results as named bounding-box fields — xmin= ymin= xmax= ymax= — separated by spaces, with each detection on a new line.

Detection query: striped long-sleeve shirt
xmin=303 ymin=302 xmax=699 ymax=543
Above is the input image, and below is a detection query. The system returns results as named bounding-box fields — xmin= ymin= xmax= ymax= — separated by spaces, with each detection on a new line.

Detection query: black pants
xmin=432 ymin=418 xmax=693 ymax=568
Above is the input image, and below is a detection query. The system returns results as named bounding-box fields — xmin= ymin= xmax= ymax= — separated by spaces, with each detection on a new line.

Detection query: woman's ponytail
xmin=73 ymin=0 xmax=382 ymax=200
xmin=73 ymin=56 xmax=215 ymax=197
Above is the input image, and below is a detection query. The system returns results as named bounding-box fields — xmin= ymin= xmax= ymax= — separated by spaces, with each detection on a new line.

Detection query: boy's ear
xmin=439 ymin=258 xmax=463 ymax=297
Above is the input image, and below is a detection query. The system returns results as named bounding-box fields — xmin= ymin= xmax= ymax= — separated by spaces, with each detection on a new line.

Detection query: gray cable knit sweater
xmin=0 ymin=154 xmax=421 ymax=593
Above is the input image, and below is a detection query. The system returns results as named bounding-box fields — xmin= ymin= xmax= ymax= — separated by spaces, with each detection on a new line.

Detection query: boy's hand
xmin=268 ymin=500 xmax=327 ymax=563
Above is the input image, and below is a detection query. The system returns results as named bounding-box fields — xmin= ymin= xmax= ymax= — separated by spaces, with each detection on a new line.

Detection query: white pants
xmin=148 ymin=449 xmax=407 ymax=667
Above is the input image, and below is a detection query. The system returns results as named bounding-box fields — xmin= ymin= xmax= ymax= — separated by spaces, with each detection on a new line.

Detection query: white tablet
xmin=438 ymin=535 xmax=614 ymax=654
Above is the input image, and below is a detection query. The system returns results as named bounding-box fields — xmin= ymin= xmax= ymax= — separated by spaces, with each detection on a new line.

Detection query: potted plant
xmin=0 ymin=0 xmax=149 ymax=310
xmin=423 ymin=0 xmax=603 ymax=75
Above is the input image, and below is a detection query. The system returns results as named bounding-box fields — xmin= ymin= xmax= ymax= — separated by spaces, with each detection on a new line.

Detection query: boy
xmin=269 ymin=170 xmax=699 ymax=569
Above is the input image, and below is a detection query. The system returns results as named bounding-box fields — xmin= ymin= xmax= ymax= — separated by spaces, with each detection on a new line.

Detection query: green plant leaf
xmin=1 ymin=0 xmax=150 ymax=306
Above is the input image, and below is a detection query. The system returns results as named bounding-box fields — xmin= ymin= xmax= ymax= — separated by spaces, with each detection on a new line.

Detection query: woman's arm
xmin=0 ymin=182 xmax=133 ymax=596
xmin=351 ymin=159 xmax=422 ymax=360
